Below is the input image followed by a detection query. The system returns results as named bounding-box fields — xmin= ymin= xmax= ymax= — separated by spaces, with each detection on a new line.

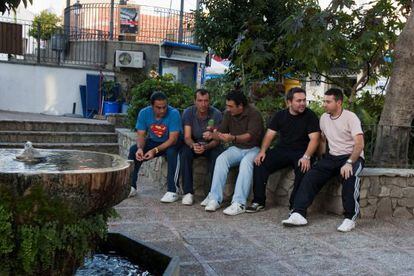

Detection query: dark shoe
xmin=246 ymin=202 xmax=265 ymax=213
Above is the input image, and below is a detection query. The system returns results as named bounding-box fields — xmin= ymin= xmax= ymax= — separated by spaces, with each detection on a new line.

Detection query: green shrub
xmin=0 ymin=185 xmax=115 ymax=275
xmin=203 ymin=76 xmax=236 ymax=111
xmin=127 ymin=74 xmax=194 ymax=129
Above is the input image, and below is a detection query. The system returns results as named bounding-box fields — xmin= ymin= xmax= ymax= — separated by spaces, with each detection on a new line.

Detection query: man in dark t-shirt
xmin=246 ymin=87 xmax=320 ymax=213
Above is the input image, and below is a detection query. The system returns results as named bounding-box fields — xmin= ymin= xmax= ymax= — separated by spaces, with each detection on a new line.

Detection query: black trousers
xmin=292 ymin=154 xmax=364 ymax=220
xmin=180 ymin=144 xmax=223 ymax=194
xmin=252 ymin=147 xmax=307 ymax=208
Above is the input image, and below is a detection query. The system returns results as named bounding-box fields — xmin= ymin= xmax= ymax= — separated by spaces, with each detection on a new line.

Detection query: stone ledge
xmin=361 ymin=168 xmax=414 ymax=177
xmin=116 ymin=129 xmax=414 ymax=219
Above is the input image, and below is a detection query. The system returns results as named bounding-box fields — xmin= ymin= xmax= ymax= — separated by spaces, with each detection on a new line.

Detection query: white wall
xmin=0 ymin=63 xmax=113 ymax=116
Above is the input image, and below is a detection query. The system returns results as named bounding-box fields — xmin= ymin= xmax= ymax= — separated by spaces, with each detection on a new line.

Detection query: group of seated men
xmin=128 ymin=87 xmax=365 ymax=232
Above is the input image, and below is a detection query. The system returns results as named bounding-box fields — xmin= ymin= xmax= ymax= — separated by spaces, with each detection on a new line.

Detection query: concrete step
xmin=0 ymin=131 xmax=118 ymax=143
xmin=0 ymin=120 xmax=115 ymax=132
xmin=0 ymin=142 xmax=119 ymax=154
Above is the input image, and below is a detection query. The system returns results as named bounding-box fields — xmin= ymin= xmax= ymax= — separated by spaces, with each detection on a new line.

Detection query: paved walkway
xmin=110 ymin=180 xmax=414 ymax=276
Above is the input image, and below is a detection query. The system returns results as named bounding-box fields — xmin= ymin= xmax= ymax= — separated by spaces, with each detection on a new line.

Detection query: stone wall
xmin=117 ymin=129 xmax=414 ymax=219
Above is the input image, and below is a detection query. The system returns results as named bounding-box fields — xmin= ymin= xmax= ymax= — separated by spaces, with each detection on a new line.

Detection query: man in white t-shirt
xmin=282 ymin=88 xmax=364 ymax=232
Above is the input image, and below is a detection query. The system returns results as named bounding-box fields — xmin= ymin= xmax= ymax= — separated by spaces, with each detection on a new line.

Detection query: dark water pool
xmin=76 ymin=253 xmax=151 ymax=276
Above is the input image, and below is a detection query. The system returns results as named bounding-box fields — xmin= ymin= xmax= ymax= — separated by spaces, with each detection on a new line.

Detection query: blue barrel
xmin=103 ymin=101 xmax=120 ymax=115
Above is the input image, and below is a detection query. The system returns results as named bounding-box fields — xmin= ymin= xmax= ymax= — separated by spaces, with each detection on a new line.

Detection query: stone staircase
xmin=0 ymin=119 xmax=119 ymax=154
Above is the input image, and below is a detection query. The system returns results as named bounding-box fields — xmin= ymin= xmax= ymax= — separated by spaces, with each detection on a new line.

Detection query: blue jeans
xmin=128 ymin=138 xmax=183 ymax=192
xmin=209 ymin=146 xmax=259 ymax=205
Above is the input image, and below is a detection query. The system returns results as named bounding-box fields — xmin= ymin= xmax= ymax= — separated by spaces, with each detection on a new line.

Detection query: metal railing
xmin=64 ymin=3 xmax=196 ymax=45
xmin=0 ymin=17 xmax=109 ymax=68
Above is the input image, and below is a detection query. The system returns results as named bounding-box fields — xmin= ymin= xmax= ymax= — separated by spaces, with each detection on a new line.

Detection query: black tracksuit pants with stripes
xmin=292 ymin=154 xmax=364 ymax=220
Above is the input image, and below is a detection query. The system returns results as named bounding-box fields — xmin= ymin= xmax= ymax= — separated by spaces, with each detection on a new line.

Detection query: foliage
xmin=0 ymin=185 xmax=115 ymax=275
xmin=102 ymin=80 xmax=121 ymax=102
xmin=203 ymin=75 xmax=237 ymax=111
xmin=281 ymin=0 xmax=406 ymax=102
xmin=118 ymin=69 xmax=148 ymax=103
xmin=29 ymin=10 xmax=62 ymax=41
xmin=127 ymin=74 xmax=194 ymax=129
xmin=195 ymin=0 xmax=311 ymax=83
xmin=0 ymin=0 xmax=32 ymax=14
xmin=195 ymin=0 xmax=408 ymax=100
xmin=353 ymin=90 xmax=385 ymax=125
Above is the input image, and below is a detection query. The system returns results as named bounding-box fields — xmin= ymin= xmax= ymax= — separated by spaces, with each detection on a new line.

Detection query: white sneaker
xmin=282 ymin=212 xmax=308 ymax=226
xmin=128 ymin=186 xmax=137 ymax=197
xmin=182 ymin=193 xmax=194 ymax=205
xmin=337 ymin=219 xmax=356 ymax=232
xmin=205 ymin=199 xmax=220 ymax=212
xmin=200 ymin=194 xmax=211 ymax=206
xmin=160 ymin=192 xmax=179 ymax=203
xmin=223 ymin=202 xmax=246 ymax=216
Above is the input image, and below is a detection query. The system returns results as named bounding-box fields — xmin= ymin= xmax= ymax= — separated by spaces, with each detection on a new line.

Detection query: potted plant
xmin=102 ymin=80 xmax=121 ymax=115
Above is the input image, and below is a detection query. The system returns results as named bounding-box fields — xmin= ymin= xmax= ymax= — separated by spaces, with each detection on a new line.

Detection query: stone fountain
xmin=0 ymin=142 xmax=179 ymax=275
xmin=0 ymin=142 xmax=132 ymax=217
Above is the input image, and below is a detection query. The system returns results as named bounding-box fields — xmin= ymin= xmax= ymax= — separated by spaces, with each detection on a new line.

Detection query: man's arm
xmin=298 ymin=131 xmax=320 ymax=172
xmin=304 ymin=132 xmax=320 ymax=158
xmin=340 ymin=134 xmax=364 ymax=179
xmin=204 ymin=139 xmax=220 ymax=150
xmin=184 ymin=125 xmax=195 ymax=148
xmin=143 ymin=131 xmax=179 ymax=160
xmin=135 ymin=130 xmax=146 ymax=161
xmin=254 ymin=129 xmax=276 ymax=165
xmin=136 ymin=130 xmax=146 ymax=148
xmin=317 ymin=133 xmax=327 ymax=157
xmin=156 ymin=131 xmax=180 ymax=152
xmin=259 ymin=129 xmax=276 ymax=153
xmin=217 ymin=132 xmax=251 ymax=143
xmin=348 ymin=134 xmax=364 ymax=163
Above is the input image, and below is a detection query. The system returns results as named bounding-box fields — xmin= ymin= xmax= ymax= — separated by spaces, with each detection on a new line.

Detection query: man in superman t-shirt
xmin=128 ymin=91 xmax=183 ymax=202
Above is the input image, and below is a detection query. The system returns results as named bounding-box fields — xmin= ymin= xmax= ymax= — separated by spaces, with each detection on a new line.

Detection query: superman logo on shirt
xmin=150 ymin=123 xmax=168 ymax=138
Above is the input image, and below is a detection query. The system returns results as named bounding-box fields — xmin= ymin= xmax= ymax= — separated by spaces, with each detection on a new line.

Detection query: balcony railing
xmin=64 ymin=3 xmax=196 ymax=45
xmin=0 ymin=17 xmax=109 ymax=68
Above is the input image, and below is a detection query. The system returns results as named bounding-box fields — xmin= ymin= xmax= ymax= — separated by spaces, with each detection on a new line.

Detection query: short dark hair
xmin=195 ymin=88 xmax=209 ymax=99
xmin=226 ymin=90 xmax=248 ymax=106
xmin=325 ymin=88 xmax=343 ymax=102
xmin=286 ymin=87 xmax=306 ymax=101
xmin=150 ymin=91 xmax=167 ymax=105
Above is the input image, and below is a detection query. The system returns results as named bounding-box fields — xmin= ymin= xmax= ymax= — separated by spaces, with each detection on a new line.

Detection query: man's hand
xmin=340 ymin=163 xmax=353 ymax=179
xmin=193 ymin=143 xmax=205 ymax=154
xmin=254 ymin=151 xmax=266 ymax=166
xmin=217 ymin=132 xmax=234 ymax=143
xmin=298 ymin=157 xmax=311 ymax=173
xmin=136 ymin=148 xmax=144 ymax=161
xmin=202 ymin=131 xmax=213 ymax=141
xmin=143 ymin=149 xmax=156 ymax=160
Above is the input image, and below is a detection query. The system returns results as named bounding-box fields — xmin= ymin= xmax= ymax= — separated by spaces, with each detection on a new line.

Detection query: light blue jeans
xmin=209 ymin=146 xmax=259 ymax=205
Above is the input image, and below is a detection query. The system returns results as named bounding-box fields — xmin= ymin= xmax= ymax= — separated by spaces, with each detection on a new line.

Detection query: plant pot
xmin=103 ymin=101 xmax=121 ymax=115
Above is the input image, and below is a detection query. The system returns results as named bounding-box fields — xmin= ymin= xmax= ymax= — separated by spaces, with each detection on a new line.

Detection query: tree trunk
xmin=373 ymin=10 xmax=414 ymax=167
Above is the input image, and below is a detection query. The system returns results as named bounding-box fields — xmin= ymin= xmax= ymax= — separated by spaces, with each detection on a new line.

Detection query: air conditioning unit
xmin=115 ymin=50 xmax=145 ymax=68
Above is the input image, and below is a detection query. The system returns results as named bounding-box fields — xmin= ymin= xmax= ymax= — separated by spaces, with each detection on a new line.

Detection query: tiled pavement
xmin=110 ymin=181 xmax=414 ymax=276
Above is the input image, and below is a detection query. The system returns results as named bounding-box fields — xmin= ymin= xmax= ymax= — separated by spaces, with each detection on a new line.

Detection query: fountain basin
xmin=0 ymin=148 xmax=132 ymax=217
xmin=95 ymin=232 xmax=180 ymax=276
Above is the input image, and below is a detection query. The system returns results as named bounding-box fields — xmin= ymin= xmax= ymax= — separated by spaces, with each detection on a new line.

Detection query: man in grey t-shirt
xmin=180 ymin=89 xmax=223 ymax=205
